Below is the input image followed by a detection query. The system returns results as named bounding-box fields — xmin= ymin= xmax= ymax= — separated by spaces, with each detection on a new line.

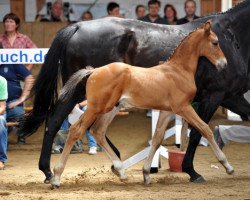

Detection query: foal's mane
xmin=166 ymin=25 xmax=202 ymax=62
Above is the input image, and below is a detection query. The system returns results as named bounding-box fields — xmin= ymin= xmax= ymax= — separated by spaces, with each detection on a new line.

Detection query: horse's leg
xmin=143 ymin=111 xmax=174 ymax=185
xmin=182 ymin=100 xmax=220 ymax=183
xmin=179 ymin=105 xmax=234 ymax=175
xmin=221 ymin=94 xmax=250 ymax=121
xmin=39 ymin=98 xmax=77 ymax=184
xmin=51 ymin=109 xmax=97 ymax=188
xmin=90 ymin=107 xmax=128 ymax=180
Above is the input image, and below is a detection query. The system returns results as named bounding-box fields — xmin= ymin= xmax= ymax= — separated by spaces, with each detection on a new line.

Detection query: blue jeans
xmin=0 ymin=113 xmax=7 ymax=162
xmin=6 ymin=99 xmax=24 ymax=135
xmin=59 ymin=106 xmax=97 ymax=148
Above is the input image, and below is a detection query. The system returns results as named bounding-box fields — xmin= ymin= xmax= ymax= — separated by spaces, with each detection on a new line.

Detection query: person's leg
xmin=6 ymin=100 xmax=25 ymax=144
xmin=86 ymin=129 xmax=97 ymax=155
xmin=0 ymin=114 xmax=7 ymax=169
xmin=86 ymin=130 xmax=97 ymax=147
xmin=81 ymin=105 xmax=97 ymax=154
xmin=219 ymin=125 xmax=250 ymax=144
xmin=52 ymin=119 xmax=69 ymax=154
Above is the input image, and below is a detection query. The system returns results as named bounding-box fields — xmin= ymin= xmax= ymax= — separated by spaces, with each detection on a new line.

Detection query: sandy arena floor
xmin=0 ymin=111 xmax=250 ymax=200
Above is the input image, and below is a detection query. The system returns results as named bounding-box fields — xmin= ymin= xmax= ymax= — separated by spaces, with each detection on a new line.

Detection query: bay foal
xmin=51 ymin=21 xmax=233 ymax=187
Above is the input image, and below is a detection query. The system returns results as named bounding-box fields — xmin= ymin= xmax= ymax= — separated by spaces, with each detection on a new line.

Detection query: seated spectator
xmin=140 ymin=0 xmax=168 ymax=25
xmin=163 ymin=4 xmax=178 ymax=25
xmin=52 ymin=100 xmax=99 ymax=155
xmin=81 ymin=11 xmax=93 ymax=21
xmin=177 ymin=0 xmax=199 ymax=25
xmin=107 ymin=2 xmax=121 ymax=17
xmin=135 ymin=5 xmax=146 ymax=19
xmin=0 ymin=75 xmax=8 ymax=170
xmin=0 ymin=13 xmax=37 ymax=70
xmin=214 ymin=125 xmax=250 ymax=150
xmin=37 ymin=0 xmax=68 ymax=22
xmin=0 ymin=61 xmax=34 ymax=145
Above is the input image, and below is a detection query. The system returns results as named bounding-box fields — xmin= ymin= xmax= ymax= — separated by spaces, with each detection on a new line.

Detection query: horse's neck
xmin=224 ymin=3 xmax=250 ymax=45
xmin=166 ymin=33 xmax=200 ymax=75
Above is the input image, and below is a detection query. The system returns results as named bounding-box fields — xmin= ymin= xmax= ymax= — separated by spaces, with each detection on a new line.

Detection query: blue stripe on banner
xmin=0 ymin=48 xmax=49 ymax=64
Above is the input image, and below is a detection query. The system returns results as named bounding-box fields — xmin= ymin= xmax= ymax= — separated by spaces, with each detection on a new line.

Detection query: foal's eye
xmin=212 ymin=41 xmax=218 ymax=46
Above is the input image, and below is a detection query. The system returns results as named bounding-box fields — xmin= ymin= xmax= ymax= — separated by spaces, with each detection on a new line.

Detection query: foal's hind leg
xmin=178 ymin=105 xmax=234 ymax=175
xmin=143 ymin=111 xmax=174 ymax=185
xmin=51 ymin=109 xmax=97 ymax=188
xmin=90 ymin=106 xmax=127 ymax=180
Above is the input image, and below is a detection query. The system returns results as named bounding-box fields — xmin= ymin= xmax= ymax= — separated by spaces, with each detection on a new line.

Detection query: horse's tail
xmin=18 ymin=24 xmax=79 ymax=137
xmin=60 ymin=66 xmax=95 ymax=101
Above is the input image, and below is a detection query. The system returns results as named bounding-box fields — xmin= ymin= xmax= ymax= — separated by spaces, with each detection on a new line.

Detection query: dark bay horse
xmin=51 ymin=22 xmax=231 ymax=188
xmin=18 ymin=1 xmax=250 ymax=183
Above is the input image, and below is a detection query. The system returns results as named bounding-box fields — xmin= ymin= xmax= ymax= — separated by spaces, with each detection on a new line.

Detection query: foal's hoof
xmin=51 ymin=184 xmax=60 ymax=190
xmin=50 ymin=177 xmax=60 ymax=189
xmin=111 ymin=165 xmax=119 ymax=177
xmin=227 ymin=168 xmax=235 ymax=175
xmin=190 ymin=176 xmax=206 ymax=183
xmin=120 ymin=174 xmax=128 ymax=181
xmin=143 ymin=176 xmax=151 ymax=185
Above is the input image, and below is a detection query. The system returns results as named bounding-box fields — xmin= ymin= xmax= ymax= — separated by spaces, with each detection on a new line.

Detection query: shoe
xmin=214 ymin=126 xmax=225 ymax=150
xmin=88 ymin=147 xmax=97 ymax=155
xmin=146 ymin=110 xmax=152 ymax=118
xmin=0 ymin=162 xmax=5 ymax=170
xmin=51 ymin=145 xmax=63 ymax=154
xmin=17 ymin=136 xmax=26 ymax=145
xmin=70 ymin=140 xmax=83 ymax=154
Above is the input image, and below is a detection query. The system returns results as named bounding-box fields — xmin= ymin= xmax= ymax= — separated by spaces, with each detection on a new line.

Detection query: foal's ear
xmin=204 ymin=20 xmax=212 ymax=33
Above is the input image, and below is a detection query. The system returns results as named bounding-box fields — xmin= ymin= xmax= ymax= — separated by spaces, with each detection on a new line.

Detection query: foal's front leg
xmin=178 ymin=105 xmax=234 ymax=175
xmin=90 ymin=106 xmax=128 ymax=180
xmin=143 ymin=111 xmax=174 ymax=185
xmin=51 ymin=109 xmax=97 ymax=188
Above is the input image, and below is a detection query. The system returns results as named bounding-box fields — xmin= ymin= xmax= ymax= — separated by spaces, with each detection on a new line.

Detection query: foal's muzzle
xmin=216 ymin=57 xmax=227 ymax=71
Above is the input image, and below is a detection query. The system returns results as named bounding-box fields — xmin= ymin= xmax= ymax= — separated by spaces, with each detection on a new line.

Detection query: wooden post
xmin=10 ymin=0 xmax=25 ymax=21
xmin=36 ymin=0 xmax=46 ymax=13
xmin=201 ymin=0 xmax=221 ymax=16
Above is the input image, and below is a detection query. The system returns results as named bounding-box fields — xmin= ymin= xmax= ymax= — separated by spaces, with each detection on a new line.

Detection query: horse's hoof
xmin=44 ymin=177 xmax=53 ymax=184
xmin=44 ymin=173 xmax=54 ymax=184
xmin=190 ymin=176 xmax=206 ymax=183
xmin=150 ymin=167 xmax=158 ymax=174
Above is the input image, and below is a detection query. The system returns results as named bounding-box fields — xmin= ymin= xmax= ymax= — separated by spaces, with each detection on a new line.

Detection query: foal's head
xmin=198 ymin=21 xmax=227 ymax=71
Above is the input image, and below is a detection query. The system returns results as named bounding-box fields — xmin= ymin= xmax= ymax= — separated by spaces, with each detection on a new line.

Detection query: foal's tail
xmin=60 ymin=67 xmax=95 ymax=102
xmin=18 ymin=24 xmax=80 ymax=137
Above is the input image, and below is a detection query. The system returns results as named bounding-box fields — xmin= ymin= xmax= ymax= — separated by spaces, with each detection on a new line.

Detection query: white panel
xmin=0 ymin=0 xmax=10 ymax=22
xmin=25 ymin=0 xmax=37 ymax=22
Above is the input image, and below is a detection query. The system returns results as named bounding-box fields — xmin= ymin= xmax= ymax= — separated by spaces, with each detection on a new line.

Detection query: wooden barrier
xmin=0 ymin=22 xmax=68 ymax=48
